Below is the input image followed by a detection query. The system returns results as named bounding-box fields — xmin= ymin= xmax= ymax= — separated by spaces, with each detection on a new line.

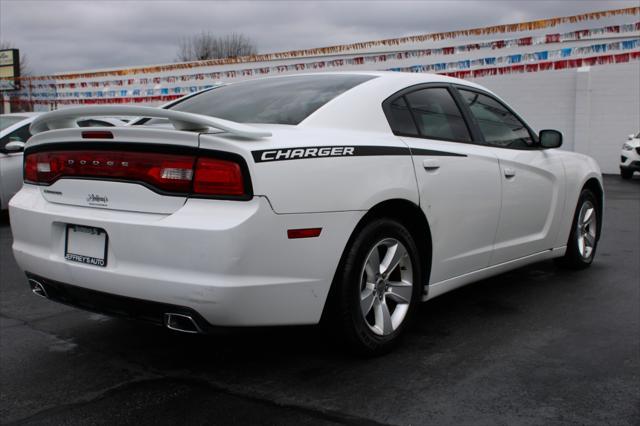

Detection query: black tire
xmin=620 ymin=168 xmax=633 ymax=180
xmin=327 ymin=218 xmax=423 ymax=355
xmin=557 ymin=188 xmax=600 ymax=269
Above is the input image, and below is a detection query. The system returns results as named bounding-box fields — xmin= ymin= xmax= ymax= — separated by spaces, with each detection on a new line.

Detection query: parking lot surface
xmin=1 ymin=176 xmax=638 ymax=425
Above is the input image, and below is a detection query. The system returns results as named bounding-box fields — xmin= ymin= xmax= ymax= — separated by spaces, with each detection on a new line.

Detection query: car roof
xmin=290 ymin=71 xmax=491 ymax=133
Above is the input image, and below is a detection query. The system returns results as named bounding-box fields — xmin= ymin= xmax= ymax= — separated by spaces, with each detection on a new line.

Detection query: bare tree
xmin=176 ymin=32 xmax=257 ymax=62
xmin=0 ymin=41 xmax=30 ymax=77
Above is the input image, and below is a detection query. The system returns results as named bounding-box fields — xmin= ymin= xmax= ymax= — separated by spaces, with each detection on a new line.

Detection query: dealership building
xmin=2 ymin=7 xmax=639 ymax=173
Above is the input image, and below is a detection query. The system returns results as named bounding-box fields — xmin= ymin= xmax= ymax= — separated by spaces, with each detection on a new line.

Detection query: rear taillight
xmin=193 ymin=158 xmax=244 ymax=196
xmin=24 ymin=149 xmax=249 ymax=198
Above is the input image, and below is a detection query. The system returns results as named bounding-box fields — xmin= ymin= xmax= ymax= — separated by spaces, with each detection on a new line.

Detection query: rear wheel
xmin=557 ymin=189 xmax=599 ymax=269
xmin=620 ymin=168 xmax=633 ymax=180
xmin=329 ymin=218 xmax=422 ymax=355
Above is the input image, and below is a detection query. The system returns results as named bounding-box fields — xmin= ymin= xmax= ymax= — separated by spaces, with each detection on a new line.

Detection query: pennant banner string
xmin=5 ymin=6 xmax=639 ymax=82
xmin=11 ymin=38 xmax=639 ymax=102
xmin=10 ymin=51 xmax=638 ymax=107
xmin=9 ymin=21 xmax=640 ymax=94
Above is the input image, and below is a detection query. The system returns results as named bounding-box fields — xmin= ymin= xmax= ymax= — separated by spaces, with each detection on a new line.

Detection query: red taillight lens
xmin=24 ymin=149 xmax=248 ymax=198
xmin=193 ymin=158 xmax=244 ymax=196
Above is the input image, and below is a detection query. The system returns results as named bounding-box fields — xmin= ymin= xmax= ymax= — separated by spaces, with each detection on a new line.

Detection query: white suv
xmin=620 ymin=132 xmax=640 ymax=179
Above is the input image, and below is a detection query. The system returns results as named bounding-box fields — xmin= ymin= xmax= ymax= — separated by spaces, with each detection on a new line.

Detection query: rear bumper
xmin=26 ymin=272 xmax=217 ymax=332
xmin=10 ymin=185 xmax=363 ymax=326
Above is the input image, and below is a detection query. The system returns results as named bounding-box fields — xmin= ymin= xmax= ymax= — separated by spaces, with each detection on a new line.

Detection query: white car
xmin=9 ymin=72 xmax=603 ymax=354
xmin=620 ymin=132 xmax=640 ymax=179
xmin=0 ymin=113 xmax=125 ymax=210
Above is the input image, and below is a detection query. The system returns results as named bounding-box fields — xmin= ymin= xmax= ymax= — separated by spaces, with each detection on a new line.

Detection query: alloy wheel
xmin=576 ymin=200 xmax=597 ymax=260
xmin=359 ymin=238 xmax=414 ymax=336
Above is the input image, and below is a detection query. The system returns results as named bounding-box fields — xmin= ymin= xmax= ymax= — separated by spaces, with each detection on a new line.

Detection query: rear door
xmin=385 ymin=85 xmax=502 ymax=284
xmin=455 ymin=87 xmax=566 ymax=264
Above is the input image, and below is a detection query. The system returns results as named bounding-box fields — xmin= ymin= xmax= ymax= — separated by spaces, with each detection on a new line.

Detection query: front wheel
xmin=329 ymin=218 xmax=423 ymax=355
xmin=557 ymin=189 xmax=600 ymax=269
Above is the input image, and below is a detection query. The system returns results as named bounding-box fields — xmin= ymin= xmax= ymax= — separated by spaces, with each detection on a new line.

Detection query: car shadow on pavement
xmin=31 ymin=258 xmax=592 ymax=367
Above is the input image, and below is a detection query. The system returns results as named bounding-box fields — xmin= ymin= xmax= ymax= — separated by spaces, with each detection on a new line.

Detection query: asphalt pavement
xmin=1 ymin=175 xmax=638 ymax=425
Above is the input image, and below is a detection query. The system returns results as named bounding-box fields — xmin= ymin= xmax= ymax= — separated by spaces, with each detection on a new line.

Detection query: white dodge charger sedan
xmin=9 ymin=72 xmax=603 ymax=354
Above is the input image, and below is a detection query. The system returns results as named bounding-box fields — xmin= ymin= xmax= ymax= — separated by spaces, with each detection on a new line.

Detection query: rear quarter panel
xmin=200 ymin=128 xmax=419 ymax=214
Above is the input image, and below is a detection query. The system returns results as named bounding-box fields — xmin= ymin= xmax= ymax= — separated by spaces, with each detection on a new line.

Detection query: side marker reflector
xmin=287 ymin=228 xmax=322 ymax=239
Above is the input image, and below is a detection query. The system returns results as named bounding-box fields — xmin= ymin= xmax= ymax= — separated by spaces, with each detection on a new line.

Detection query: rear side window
xmin=384 ymin=87 xmax=471 ymax=142
xmin=386 ymin=97 xmax=418 ymax=136
xmin=405 ymin=88 xmax=471 ymax=142
xmin=459 ymin=90 xmax=534 ymax=148
xmin=164 ymin=74 xmax=376 ymax=125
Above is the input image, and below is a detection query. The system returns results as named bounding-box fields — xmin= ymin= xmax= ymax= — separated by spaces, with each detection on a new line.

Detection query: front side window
xmin=162 ymin=74 xmax=376 ymax=125
xmin=459 ymin=90 xmax=534 ymax=148
xmin=405 ymin=88 xmax=471 ymax=142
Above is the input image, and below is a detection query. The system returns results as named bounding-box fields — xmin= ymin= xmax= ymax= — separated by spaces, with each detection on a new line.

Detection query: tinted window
xmin=78 ymin=119 xmax=116 ymax=127
xmin=164 ymin=74 xmax=375 ymax=125
xmin=0 ymin=124 xmax=31 ymax=151
xmin=405 ymin=88 xmax=471 ymax=142
xmin=459 ymin=90 xmax=533 ymax=148
xmin=386 ymin=96 xmax=418 ymax=136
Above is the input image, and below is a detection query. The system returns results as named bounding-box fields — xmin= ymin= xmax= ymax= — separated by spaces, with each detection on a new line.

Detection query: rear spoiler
xmin=29 ymin=105 xmax=272 ymax=139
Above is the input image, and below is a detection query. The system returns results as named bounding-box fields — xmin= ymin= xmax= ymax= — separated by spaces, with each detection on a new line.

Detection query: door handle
xmin=423 ymin=159 xmax=441 ymax=172
xmin=503 ymin=167 xmax=516 ymax=178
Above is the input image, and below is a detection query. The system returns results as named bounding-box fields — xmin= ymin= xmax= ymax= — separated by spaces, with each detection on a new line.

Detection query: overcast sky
xmin=1 ymin=0 xmax=637 ymax=74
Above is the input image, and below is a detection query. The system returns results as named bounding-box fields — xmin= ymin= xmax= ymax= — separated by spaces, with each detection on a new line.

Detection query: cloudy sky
xmin=1 ymin=0 xmax=637 ymax=74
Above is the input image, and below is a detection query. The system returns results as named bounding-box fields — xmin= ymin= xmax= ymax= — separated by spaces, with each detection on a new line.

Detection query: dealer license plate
xmin=65 ymin=225 xmax=108 ymax=267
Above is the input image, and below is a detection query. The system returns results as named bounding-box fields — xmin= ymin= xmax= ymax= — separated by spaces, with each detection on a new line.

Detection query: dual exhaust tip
xmin=28 ymin=278 xmax=202 ymax=334
xmin=29 ymin=279 xmax=48 ymax=299
xmin=164 ymin=313 xmax=202 ymax=334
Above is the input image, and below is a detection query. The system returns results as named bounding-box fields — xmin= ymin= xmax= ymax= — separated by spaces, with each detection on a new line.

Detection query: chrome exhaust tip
xmin=164 ymin=313 xmax=202 ymax=334
xmin=28 ymin=279 xmax=48 ymax=299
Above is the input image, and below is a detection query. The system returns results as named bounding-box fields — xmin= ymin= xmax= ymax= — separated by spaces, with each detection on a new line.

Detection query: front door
xmin=455 ymin=88 xmax=566 ymax=264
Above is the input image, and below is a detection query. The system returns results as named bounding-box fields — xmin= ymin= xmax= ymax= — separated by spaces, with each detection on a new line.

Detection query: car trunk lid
xmin=25 ymin=127 xmax=202 ymax=214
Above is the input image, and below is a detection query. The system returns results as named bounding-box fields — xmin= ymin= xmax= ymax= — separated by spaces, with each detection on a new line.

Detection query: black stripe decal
xmin=410 ymin=148 xmax=467 ymax=157
xmin=252 ymin=145 xmax=466 ymax=163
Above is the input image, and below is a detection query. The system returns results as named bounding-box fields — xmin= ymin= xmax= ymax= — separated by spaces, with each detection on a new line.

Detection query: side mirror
xmin=539 ymin=129 xmax=562 ymax=149
xmin=5 ymin=141 xmax=26 ymax=152
xmin=629 ymin=134 xmax=636 ymax=141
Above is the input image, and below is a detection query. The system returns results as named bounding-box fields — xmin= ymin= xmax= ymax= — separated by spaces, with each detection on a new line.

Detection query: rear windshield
xmin=159 ymin=74 xmax=376 ymax=125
